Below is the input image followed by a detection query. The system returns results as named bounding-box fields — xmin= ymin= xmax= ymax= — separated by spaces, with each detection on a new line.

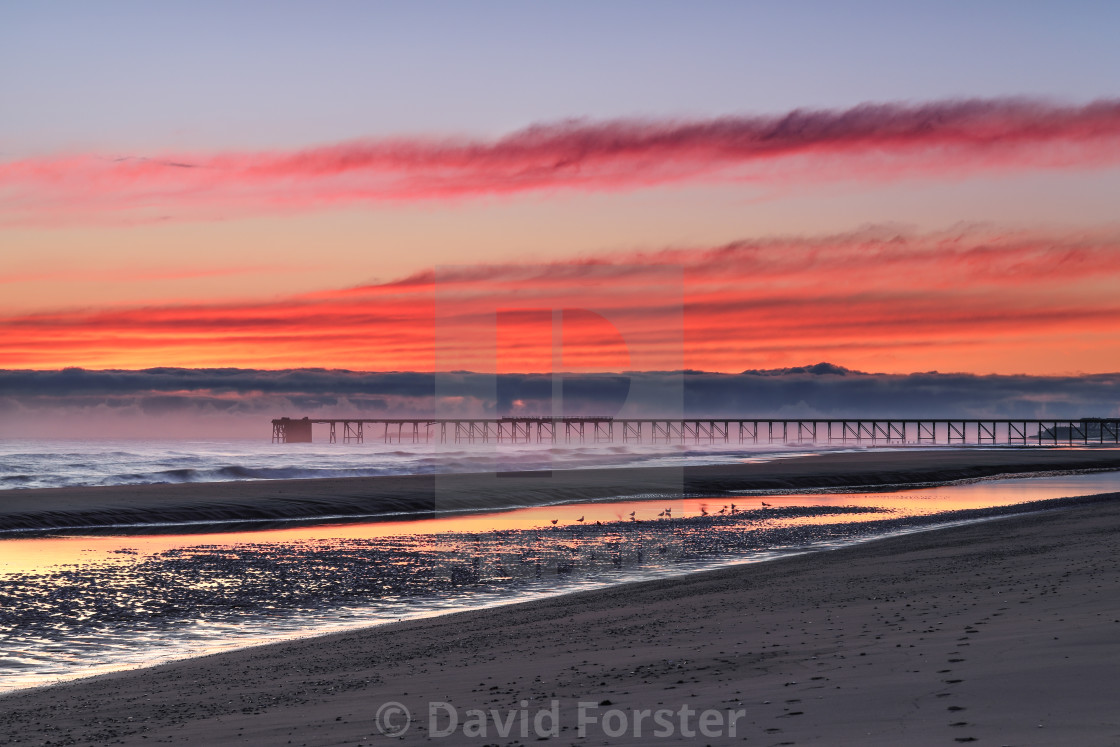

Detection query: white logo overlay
xmin=376 ymin=700 xmax=748 ymax=740
xmin=374 ymin=701 xmax=411 ymax=737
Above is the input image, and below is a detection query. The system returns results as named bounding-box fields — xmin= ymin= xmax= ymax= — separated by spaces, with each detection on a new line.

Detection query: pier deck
xmin=271 ymin=416 xmax=1120 ymax=446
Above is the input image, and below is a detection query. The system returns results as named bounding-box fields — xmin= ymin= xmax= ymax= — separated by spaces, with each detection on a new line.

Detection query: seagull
xmin=658 ymin=511 xmax=666 ymax=518
xmin=576 ymin=516 xmax=585 ymax=523
xmin=700 ymin=507 xmax=709 ymax=516
xmin=730 ymin=504 xmax=737 ymax=514
xmin=551 ymin=518 xmax=558 ymax=524
xmin=629 ymin=511 xmax=636 ymax=518
xmin=665 ymin=507 xmax=672 ymax=514
xmin=718 ymin=507 xmax=727 ymax=515
xmin=761 ymin=501 xmax=771 ymax=507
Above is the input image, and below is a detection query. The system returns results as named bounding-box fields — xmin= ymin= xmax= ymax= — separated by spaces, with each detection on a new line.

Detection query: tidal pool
xmin=1 ymin=469 xmax=1117 ymax=692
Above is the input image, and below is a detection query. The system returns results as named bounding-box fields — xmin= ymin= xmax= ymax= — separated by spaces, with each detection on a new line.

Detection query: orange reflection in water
xmin=2 ymin=471 xmax=1118 ymax=577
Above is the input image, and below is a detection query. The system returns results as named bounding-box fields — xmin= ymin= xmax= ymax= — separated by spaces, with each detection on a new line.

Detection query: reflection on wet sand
xmin=1 ymin=470 xmax=1118 ymax=692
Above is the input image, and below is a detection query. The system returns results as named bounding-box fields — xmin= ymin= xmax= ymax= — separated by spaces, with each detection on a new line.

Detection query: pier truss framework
xmin=272 ymin=417 xmax=1120 ymax=447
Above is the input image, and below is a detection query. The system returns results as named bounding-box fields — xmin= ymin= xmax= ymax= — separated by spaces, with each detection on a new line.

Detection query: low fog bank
xmin=0 ymin=364 xmax=1117 ymax=439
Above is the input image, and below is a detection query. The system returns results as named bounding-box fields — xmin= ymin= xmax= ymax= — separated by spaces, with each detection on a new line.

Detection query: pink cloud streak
xmin=3 ymin=98 xmax=1120 ymax=223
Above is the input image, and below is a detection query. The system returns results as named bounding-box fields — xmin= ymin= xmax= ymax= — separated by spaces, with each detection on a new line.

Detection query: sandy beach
xmin=3 ymin=448 xmax=1120 ymax=532
xmin=1 ymin=488 xmax=1118 ymax=745
xmin=9 ymin=2 xmax=1120 ymax=745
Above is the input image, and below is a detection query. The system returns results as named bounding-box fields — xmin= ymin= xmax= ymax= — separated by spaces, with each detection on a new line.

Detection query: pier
xmin=272 ymin=416 xmax=1120 ymax=446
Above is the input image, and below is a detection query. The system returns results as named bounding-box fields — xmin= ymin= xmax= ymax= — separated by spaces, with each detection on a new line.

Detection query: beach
xmin=2 ymin=488 xmax=1119 ymax=744
xmin=8 ymin=2 xmax=1120 ymax=745
xmin=4 ymin=447 xmax=1120 ymax=532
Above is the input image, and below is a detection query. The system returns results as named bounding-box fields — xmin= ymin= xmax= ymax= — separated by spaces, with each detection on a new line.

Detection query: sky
xmin=3 ymin=1 xmax=1120 ymax=397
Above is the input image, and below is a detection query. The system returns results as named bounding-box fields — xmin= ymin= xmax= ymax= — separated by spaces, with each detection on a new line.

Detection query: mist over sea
xmin=0 ymin=438 xmax=826 ymax=491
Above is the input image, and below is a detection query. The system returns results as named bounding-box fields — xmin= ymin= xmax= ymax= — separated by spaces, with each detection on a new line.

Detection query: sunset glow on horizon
xmin=2 ymin=225 xmax=1120 ymax=375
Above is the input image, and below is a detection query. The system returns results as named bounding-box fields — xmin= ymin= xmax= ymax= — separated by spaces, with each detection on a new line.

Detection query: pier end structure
xmin=272 ymin=417 xmax=313 ymax=443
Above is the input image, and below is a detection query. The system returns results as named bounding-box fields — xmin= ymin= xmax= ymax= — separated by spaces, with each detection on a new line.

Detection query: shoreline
xmin=0 ymin=493 xmax=1103 ymax=690
xmin=1 ymin=490 xmax=1111 ymax=696
xmin=3 ymin=447 xmax=1120 ymax=533
xmin=2 ymin=493 xmax=1119 ymax=744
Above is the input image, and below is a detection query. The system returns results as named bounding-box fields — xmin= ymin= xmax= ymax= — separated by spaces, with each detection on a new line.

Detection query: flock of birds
xmin=547 ymin=500 xmax=776 ymax=526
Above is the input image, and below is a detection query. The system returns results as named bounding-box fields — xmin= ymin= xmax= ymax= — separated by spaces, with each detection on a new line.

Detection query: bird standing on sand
xmin=730 ymin=504 xmax=737 ymax=514
xmin=551 ymin=518 xmax=558 ymax=524
xmin=658 ymin=511 xmax=666 ymax=518
xmin=576 ymin=516 xmax=585 ymax=523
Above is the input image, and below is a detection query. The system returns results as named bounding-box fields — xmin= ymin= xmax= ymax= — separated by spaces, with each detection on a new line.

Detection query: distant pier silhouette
xmin=271 ymin=416 xmax=1120 ymax=446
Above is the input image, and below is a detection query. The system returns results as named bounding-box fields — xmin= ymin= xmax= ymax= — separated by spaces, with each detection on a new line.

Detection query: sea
xmin=0 ymin=438 xmax=818 ymax=491
xmin=1 ymin=438 xmax=1119 ymax=693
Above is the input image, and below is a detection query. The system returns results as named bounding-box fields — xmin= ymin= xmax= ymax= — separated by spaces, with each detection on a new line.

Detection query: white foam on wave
xmin=0 ymin=438 xmax=830 ymax=490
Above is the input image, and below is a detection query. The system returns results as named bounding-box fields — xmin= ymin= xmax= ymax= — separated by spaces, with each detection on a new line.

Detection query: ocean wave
xmin=89 ymin=465 xmax=412 ymax=485
xmin=0 ymin=438 xmax=837 ymax=491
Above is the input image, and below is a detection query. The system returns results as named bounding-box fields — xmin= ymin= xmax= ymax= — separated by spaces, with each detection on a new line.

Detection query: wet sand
xmin=3 ymin=447 xmax=1120 ymax=531
xmin=2 ymin=493 xmax=1119 ymax=745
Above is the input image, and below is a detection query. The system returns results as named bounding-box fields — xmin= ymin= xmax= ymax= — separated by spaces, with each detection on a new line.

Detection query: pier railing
xmin=271 ymin=416 xmax=1120 ymax=446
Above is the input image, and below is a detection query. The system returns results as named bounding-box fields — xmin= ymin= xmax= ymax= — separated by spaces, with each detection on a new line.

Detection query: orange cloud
xmin=3 ymin=99 xmax=1119 ymax=224
xmin=2 ymin=227 xmax=1119 ymax=375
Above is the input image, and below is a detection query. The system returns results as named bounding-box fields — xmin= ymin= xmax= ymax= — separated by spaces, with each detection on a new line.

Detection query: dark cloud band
xmin=2 ymin=365 xmax=1117 ymax=420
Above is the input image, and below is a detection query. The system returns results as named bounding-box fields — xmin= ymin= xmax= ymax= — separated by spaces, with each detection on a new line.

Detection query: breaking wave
xmin=0 ymin=438 xmax=827 ymax=491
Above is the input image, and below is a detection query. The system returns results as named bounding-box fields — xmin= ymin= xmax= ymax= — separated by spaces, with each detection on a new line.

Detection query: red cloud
xmin=2 ymin=227 xmax=1120 ymax=374
xmin=3 ymin=99 xmax=1120 ymax=224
